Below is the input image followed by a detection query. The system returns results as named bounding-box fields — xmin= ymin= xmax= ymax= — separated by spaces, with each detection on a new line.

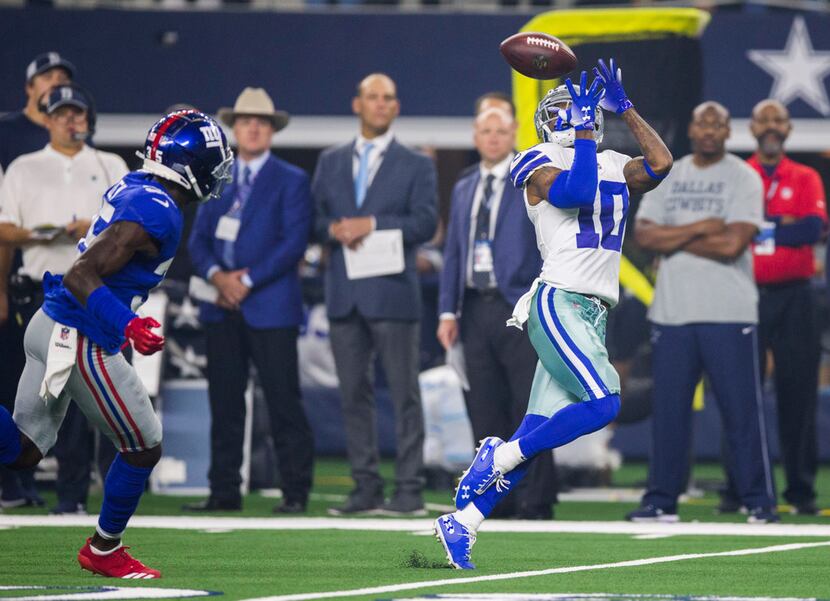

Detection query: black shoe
xmin=747 ymin=506 xmax=780 ymax=523
xmin=182 ymin=497 xmax=242 ymax=512
xmin=377 ymin=493 xmax=426 ymax=516
xmin=49 ymin=502 xmax=87 ymax=515
xmin=790 ymin=501 xmax=819 ymax=515
xmin=273 ymin=499 xmax=307 ymax=514
xmin=328 ymin=486 xmax=383 ymax=515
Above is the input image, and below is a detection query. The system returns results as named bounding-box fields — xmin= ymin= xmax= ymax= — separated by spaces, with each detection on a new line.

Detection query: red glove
xmin=124 ymin=317 xmax=165 ymax=356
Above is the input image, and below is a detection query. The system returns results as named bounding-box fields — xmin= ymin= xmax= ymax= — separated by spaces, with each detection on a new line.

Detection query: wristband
xmin=86 ymin=286 xmax=137 ymax=334
xmin=643 ymin=160 xmax=667 ymax=181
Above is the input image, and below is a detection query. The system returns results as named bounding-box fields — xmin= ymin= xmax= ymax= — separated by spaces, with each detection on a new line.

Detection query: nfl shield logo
xmin=60 ymin=327 xmax=70 ymax=341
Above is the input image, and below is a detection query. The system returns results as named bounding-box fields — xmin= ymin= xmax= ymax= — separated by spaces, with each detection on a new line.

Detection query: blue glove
xmin=562 ymin=71 xmax=605 ymax=132
xmin=593 ymin=58 xmax=633 ymax=114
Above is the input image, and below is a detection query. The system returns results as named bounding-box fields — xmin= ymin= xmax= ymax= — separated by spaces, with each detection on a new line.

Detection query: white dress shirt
xmin=0 ymin=144 xmax=128 ymax=279
xmin=465 ymin=153 xmax=513 ymax=287
xmin=206 ymin=150 xmax=271 ymax=287
xmin=352 ymin=129 xmax=394 ymax=190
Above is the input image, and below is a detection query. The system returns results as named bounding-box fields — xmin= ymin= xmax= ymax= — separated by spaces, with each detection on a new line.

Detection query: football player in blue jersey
xmin=0 ymin=110 xmax=233 ymax=578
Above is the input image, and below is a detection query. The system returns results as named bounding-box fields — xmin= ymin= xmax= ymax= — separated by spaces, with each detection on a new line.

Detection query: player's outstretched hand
xmin=125 ymin=316 xmax=165 ymax=356
xmin=562 ymin=71 xmax=605 ymax=132
xmin=593 ymin=58 xmax=633 ymax=115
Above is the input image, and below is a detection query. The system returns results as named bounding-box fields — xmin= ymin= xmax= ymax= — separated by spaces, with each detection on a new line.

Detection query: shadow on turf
xmin=401 ymin=549 xmax=450 ymax=569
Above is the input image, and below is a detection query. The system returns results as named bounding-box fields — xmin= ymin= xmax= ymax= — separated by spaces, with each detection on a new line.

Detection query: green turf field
xmin=0 ymin=461 xmax=829 ymax=601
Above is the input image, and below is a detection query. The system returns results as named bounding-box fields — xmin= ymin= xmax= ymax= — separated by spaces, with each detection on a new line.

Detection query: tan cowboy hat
xmin=217 ymin=87 xmax=290 ymax=131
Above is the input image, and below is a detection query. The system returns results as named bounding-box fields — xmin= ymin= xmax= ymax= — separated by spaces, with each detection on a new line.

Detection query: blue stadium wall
xmin=1 ymin=8 xmax=828 ymax=122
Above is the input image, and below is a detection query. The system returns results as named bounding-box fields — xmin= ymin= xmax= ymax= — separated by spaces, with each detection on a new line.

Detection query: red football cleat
xmin=78 ymin=538 xmax=161 ymax=579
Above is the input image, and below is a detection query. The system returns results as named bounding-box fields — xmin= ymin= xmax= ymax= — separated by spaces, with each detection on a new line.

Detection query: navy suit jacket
xmin=188 ymin=154 xmax=312 ymax=328
xmin=439 ymin=164 xmax=542 ymax=316
xmin=313 ymin=139 xmax=437 ymax=321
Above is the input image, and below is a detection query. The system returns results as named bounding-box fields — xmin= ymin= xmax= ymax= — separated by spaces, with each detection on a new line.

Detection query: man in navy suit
xmin=313 ymin=73 xmax=438 ymax=515
xmin=437 ymin=96 xmax=557 ymax=519
xmin=185 ymin=88 xmax=314 ymax=513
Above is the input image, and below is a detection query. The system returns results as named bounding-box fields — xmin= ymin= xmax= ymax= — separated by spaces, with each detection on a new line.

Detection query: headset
xmin=40 ymin=83 xmax=117 ymax=187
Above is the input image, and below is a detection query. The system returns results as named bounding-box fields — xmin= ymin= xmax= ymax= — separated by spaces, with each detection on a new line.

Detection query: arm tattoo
xmin=621 ymin=109 xmax=673 ymax=195
xmin=526 ymin=166 xmax=563 ymax=206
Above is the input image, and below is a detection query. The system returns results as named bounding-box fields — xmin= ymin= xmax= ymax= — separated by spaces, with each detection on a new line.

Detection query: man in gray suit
xmin=313 ymin=73 xmax=438 ymax=515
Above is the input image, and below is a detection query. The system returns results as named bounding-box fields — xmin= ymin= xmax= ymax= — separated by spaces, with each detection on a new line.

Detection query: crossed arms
xmin=635 ymin=218 xmax=758 ymax=261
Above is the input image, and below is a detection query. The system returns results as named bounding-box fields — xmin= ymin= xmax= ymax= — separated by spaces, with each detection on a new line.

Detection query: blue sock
xmin=97 ymin=454 xmax=152 ymax=539
xmin=0 ymin=406 xmax=21 ymax=466
xmin=472 ymin=414 xmax=546 ymax=518
xmin=518 ymin=394 xmax=620 ymax=459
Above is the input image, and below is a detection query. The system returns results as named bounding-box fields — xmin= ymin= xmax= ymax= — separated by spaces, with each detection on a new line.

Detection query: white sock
xmin=90 ymin=541 xmax=123 ymax=556
xmin=493 ymin=439 xmax=525 ymax=473
xmin=453 ymin=503 xmax=484 ymax=533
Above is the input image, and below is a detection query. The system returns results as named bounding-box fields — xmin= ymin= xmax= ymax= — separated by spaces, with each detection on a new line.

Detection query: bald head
xmin=692 ymin=101 xmax=730 ymax=123
xmin=750 ymin=98 xmax=791 ymax=164
xmin=688 ymin=100 xmax=730 ymax=164
xmin=356 ymin=73 xmax=397 ymax=98
xmin=752 ymin=99 xmax=789 ymax=121
xmin=353 ymin=73 xmax=400 ymax=139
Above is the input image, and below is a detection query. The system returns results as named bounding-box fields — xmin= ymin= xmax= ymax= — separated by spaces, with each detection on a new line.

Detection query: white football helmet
xmin=535 ymin=84 xmax=604 ymax=147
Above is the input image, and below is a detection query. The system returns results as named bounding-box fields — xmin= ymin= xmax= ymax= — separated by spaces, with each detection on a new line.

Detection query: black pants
xmin=724 ymin=281 xmax=819 ymax=505
xmin=460 ymin=289 xmax=558 ymax=516
xmin=52 ymin=402 xmax=118 ymax=506
xmin=0 ymin=291 xmax=29 ymax=501
xmin=205 ymin=313 xmax=314 ymax=504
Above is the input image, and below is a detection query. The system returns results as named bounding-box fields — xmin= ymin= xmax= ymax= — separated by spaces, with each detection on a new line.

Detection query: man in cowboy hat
xmin=185 ymin=87 xmax=314 ymax=513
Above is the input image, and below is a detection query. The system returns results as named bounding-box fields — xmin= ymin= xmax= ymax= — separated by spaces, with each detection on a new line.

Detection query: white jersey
xmin=510 ymin=142 xmax=632 ymax=307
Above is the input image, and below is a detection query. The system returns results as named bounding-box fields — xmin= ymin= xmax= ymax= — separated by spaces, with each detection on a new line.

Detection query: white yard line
xmin=242 ymin=541 xmax=830 ymax=601
xmin=2 ymin=515 xmax=830 ymax=538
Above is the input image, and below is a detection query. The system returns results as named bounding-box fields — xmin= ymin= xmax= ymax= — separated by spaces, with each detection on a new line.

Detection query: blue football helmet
xmin=535 ymin=84 xmax=604 ymax=147
xmin=138 ymin=110 xmax=234 ymax=201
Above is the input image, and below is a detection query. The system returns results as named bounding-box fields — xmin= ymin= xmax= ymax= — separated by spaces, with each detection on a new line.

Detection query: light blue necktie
xmin=354 ymin=142 xmax=374 ymax=208
xmin=222 ymin=165 xmax=252 ymax=269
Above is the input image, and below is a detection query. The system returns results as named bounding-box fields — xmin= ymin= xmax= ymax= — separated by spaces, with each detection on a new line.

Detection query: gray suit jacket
xmin=313 ymin=138 xmax=437 ymax=321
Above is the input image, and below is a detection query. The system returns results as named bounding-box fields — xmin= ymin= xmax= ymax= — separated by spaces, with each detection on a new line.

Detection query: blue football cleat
xmin=454 ymin=436 xmax=508 ymax=509
xmin=434 ymin=513 xmax=476 ymax=570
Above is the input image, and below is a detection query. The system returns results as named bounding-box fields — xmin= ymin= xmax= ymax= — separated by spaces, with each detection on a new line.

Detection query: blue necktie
xmin=354 ymin=142 xmax=374 ymax=208
xmin=222 ymin=165 xmax=253 ymax=269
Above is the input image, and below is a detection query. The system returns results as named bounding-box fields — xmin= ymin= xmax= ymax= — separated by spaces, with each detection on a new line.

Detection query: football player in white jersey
xmin=435 ymin=60 xmax=673 ymax=569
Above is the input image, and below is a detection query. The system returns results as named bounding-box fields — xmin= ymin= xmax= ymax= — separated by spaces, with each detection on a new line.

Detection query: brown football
xmin=499 ymin=32 xmax=577 ymax=80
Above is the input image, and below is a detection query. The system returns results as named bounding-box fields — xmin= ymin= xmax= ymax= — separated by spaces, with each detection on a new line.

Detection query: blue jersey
xmin=43 ymin=171 xmax=183 ymax=353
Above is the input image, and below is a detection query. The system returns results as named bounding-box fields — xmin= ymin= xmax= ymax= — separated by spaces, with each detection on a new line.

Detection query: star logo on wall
xmin=747 ymin=16 xmax=830 ymax=116
xmin=166 ymin=339 xmax=207 ymax=379
xmin=168 ymin=296 xmax=201 ymax=330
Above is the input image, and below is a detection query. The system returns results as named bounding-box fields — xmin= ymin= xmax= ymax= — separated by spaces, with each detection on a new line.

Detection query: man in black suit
xmin=313 ymin=73 xmax=438 ymax=516
xmin=437 ymin=94 xmax=557 ymax=519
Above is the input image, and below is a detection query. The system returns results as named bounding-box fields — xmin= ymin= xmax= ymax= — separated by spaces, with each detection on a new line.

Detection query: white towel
xmin=39 ymin=322 xmax=78 ymax=405
xmin=506 ymin=278 xmax=545 ymax=330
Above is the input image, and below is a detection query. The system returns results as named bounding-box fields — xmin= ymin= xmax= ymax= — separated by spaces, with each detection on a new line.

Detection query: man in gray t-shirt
xmin=637 ymin=152 xmax=763 ymax=325
xmin=626 ymin=101 xmax=778 ymax=524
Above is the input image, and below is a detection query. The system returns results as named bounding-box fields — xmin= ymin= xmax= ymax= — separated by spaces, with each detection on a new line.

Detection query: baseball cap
xmin=44 ymin=85 xmax=90 ymax=114
xmin=25 ymin=52 xmax=76 ymax=83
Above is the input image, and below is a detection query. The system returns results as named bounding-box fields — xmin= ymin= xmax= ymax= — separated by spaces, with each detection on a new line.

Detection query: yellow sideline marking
xmin=243 ymin=540 xmax=830 ymax=601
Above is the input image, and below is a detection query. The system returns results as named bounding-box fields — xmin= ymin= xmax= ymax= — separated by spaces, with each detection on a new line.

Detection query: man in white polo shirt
xmin=0 ymin=84 xmax=127 ymax=514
